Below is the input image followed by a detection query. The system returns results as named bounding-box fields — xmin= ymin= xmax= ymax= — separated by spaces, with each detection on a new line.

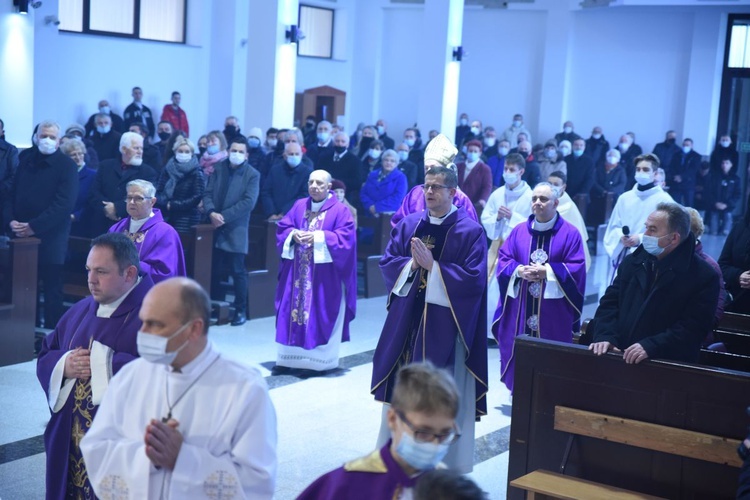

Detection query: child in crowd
xmin=297 ymin=362 xmax=461 ymax=499
xmin=706 ymin=158 xmax=740 ymax=235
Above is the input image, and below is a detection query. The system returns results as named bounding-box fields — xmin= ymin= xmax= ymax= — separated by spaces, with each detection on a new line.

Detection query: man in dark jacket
xmin=88 ymin=132 xmax=158 ymax=236
xmin=0 ymin=118 xmax=19 ymax=225
xmin=585 ymin=126 xmax=610 ymax=168
xmin=90 ymin=113 xmax=123 ymax=162
xmin=589 ymin=202 xmax=720 ymax=364
xmin=128 ymin=123 xmax=162 ymax=170
xmin=261 ymin=142 xmax=314 ymax=220
xmin=375 ymin=119 xmax=395 ymax=151
xmin=565 ymin=138 xmax=594 ymax=198
xmin=203 ymin=136 xmax=260 ymax=326
xmin=652 ymin=130 xmax=681 ymax=173
xmin=667 ymin=138 xmax=701 ymax=206
xmin=122 ymin=87 xmax=155 ymax=138
xmin=4 ymin=120 xmax=78 ymax=328
xmin=317 ymin=132 xmax=364 ymax=209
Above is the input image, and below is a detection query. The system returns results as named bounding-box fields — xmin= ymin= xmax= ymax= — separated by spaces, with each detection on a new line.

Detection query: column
xmin=0 ymin=4 xmax=34 ymax=147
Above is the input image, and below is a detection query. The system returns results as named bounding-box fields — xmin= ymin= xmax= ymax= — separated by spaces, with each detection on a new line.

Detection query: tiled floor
xmin=0 ymin=233 xmax=728 ymax=499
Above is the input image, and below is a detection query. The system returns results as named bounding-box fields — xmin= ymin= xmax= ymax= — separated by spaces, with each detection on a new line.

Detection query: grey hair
xmin=317 ymin=120 xmax=332 ymax=129
xmin=534 ymin=181 xmax=559 ymax=201
xmin=126 ymin=179 xmax=156 ymax=198
xmin=172 ymin=136 xmax=195 ymax=153
xmin=656 ymin=202 xmax=690 ymax=240
xmin=119 ymin=132 xmax=143 ymax=150
xmin=37 ymin=120 xmax=61 ymax=136
xmin=60 ymin=138 xmax=86 ymax=156
xmin=381 ymin=149 xmax=399 ymax=163
xmin=285 ymin=128 xmax=304 ymax=144
xmin=95 ymin=113 xmax=112 ymax=123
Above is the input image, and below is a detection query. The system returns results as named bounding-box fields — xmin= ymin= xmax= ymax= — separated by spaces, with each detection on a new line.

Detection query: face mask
xmin=559 ymin=148 xmax=570 ymax=156
xmin=396 ymin=431 xmax=451 ymax=471
xmin=634 ymin=171 xmax=653 ymax=186
xmin=641 ymin=233 xmax=670 ymax=256
xmin=563 ymin=126 xmax=573 ymax=134
xmin=484 ymin=137 xmax=496 ymax=148
xmin=398 ymin=150 xmax=409 ymax=161
xmin=368 ymin=149 xmax=382 ymax=160
xmin=592 ymin=133 xmax=602 ymax=140
xmin=158 ymin=131 xmax=171 ymax=141
xmin=175 ymin=152 xmax=192 ymax=163
xmin=128 ymin=156 xmax=143 ymax=167
xmin=404 ymin=138 xmax=416 ymax=148
xmin=206 ymin=144 xmax=220 ymax=155
xmin=306 ymin=121 xmax=316 ymax=130
xmin=100 ymin=106 xmax=110 ymax=114
xmin=224 ymin=126 xmax=237 ymax=137
xmin=333 ymin=145 xmax=347 ymax=154
xmin=97 ymin=125 xmax=111 ymax=135
xmin=682 ymin=146 xmax=692 ymax=154
xmin=38 ymin=137 xmax=57 ymax=155
xmin=573 ymin=149 xmax=584 ymax=157
xmin=607 ymin=156 xmax=619 ymax=165
xmin=286 ymin=155 xmax=302 ymax=167
xmin=267 ymin=139 xmax=278 ymax=148
xmin=317 ymin=132 xmax=330 ymax=143
xmin=470 ymin=126 xmax=480 ymax=136
xmin=498 ymin=147 xmax=509 ymax=156
xmin=377 ymin=125 xmax=385 ymax=135
xmin=459 ymin=118 xmax=468 ymax=126
xmin=619 ymin=143 xmax=630 ymax=152
xmin=466 ymin=152 xmax=479 ymax=162
xmin=519 ymin=151 xmax=529 ymax=159
xmin=551 ymin=186 xmax=563 ymax=198
xmin=545 ymin=149 xmax=557 ymax=159
xmin=136 ymin=322 xmax=192 ymax=365
xmin=229 ymin=152 xmax=245 ymax=165
xmin=248 ymin=137 xmax=261 ymax=149
xmin=503 ymin=171 xmax=519 ymax=185
xmin=198 ymin=146 xmax=207 ymax=156
xmin=720 ymin=140 xmax=731 ymax=148
xmin=513 ymin=120 xmax=522 ymax=128
xmin=666 ymin=138 xmax=676 ymax=145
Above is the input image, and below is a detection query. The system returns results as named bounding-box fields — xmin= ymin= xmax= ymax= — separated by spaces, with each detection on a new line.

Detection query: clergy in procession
xmin=371 ymin=149 xmax=488 ymax=474
xmin=547 ymin=171 xmax=591 ymax=270
xmin=36 ymin=233 xmax=154 ymax=499
xmin=492 ymin=182 xmax=586 ymax=394
xmin=603 ymin=153 xmax=673 ymax=281
xmin=81 ymin=277 xmax=278 ymax=498
xmin=108 ymin=179 xmax=187 ymax=283
xmin=390 ymin=134 xmax=478 ymax=227
xmin=272 ymin=169 xmax=357 ymax=375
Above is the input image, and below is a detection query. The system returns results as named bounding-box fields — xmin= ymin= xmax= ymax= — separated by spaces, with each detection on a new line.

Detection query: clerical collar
xmin=428 ymin=204 xmax=457 ymax=225
xmin=128 ymin=211 xmax=155 ymax=234
xmin=96 ymin=276 xmax=142 ymax=318
xmin=532 ymin=213 xmax=558 ymax=231
xmin=311 ymin=194 xmax=330 ymax=212
xmin=637 ymin=182 xmax=655 ymax=191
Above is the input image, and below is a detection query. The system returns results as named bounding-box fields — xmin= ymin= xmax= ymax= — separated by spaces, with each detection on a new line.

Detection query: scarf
xmin=164 ymin=156 xmax=199 ymax=199
xmin=199 ymin=150 xmax=228 ymax=176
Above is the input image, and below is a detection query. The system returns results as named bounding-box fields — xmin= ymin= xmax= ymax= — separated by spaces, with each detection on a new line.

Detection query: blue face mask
xmin=641 ymin=233 xmax=670 ymax=256
xmin=396 ymin=431 xmax=451 ymax=470
xmin=97 ymin=125 xmax=111 ymax=135
xmin=466 ymin=152 xmax=479 ymax=162
xmin=206 ymin=144 xmax=220 ymax=155
xmin=248 ymin=137 xmax=261 ymax=148
xmin=404 ymin=138 xmax=416 ymax=148
xmin=573 ymin=149 xmax=584 ymax=157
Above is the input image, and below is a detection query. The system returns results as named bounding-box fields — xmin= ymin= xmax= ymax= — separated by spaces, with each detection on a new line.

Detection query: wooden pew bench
xmin=245 ymin=220 xmax=279 ymax=319
xmin=356 ymin=214 xmax=392 ymax=298
xmin=0 ymin=238 xmax=40 ymax=366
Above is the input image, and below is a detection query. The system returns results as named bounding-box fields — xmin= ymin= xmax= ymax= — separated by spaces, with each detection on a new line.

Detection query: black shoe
xmin=230 ymin=313 xmax=247 ymax=326
xmin=271 ymin=365 xmax=292 ymax=376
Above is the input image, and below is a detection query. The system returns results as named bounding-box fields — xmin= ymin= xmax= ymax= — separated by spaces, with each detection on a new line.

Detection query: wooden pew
xmin=0 ymin=238 xmax=40 ymax=366
xmin=246 ymin=220 xmax=279 ymax=319
xmin=357 ymin=214 xmax=392 ymax=298
xmin=178 ymin=224 xmax=214 ymax=295
xmin=508 ymin=336 xmax=748 ymax=499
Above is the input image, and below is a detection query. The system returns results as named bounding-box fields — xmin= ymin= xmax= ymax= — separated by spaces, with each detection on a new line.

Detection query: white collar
xmin=532 ymin=213 xmax=558 ymax=232
xmin=506 ymin=181 xmax=529 ymax=193
xmin=128 ymin=211 xmax=155 ymax=233
xmin=96 ymin=276 xmax=141 ymax=318
xmin=311 ymin=194 xmax=331 ymax=211
xmin=428 ymin=205 xmax=457 ymax=225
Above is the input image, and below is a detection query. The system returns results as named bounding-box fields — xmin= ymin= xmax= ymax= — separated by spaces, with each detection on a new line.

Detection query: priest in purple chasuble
xmin=36 ymin=233 xmax=153 ymax=500
xmin=274 ymin=169 xmax=357 ymax=373
xmin=108 ymin=179 xmax=186 ymax=284
xmin=492 ymin=183 xmax=586 ymax=394
xmin=371 ymin=150 xmax=489 ymax=474
xmin=390 ymin=135 xmax=478 ymax=228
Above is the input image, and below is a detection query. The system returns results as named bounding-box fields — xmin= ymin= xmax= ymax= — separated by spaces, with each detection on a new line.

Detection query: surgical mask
xmin=466 ymin=152 xmax=479 ymax=162
xmin=592 ymin=133 xmax=602 ymax=140
xmin=559 ymin=147 xmax=570 ymax=156
xmin=175 ymin=152 xmax=192 ymax=163
xmin=158 ymin=131 xmax=171 ymax=141
xmin=545 ymin=149 xmax=557 ymax=159
xmin=333 ymin=145 xmax=347 ymax=154
xmin=563 ymin=126 xmax=573 ymax=134
xmin=317 ymin=132 xmax=330 ymax=143
xmin=97 ymin=125 xmax=111 ymax=135
xmin=551 ymin=185 xmax=563 ymax=198
xmin=368 ymin=149 xmax=382 ymax=160
xmin=470 ymin=126 xmax=480 ymax=135
xmin=607 ymin=155 xmax=619 ymax=165
xmin=641 ymin=233 xmax=669 ymax=256
xmin=459 ymin=118 xmax=468 ymax=126
xmin=128 ymin=156 xmax=143 ymax=167
xmin=248 ymin=137 xmax=261 ymax=148
xmin=136 ymin=322 xmax=192 ymax=365
xmin=619 ymin=143 xmax=630 ymax=152
xmin=38 ymin=137 xmax=57 ymax=155
xmin=635 ymin=171 xmax=653 ymax=186
xmin=503 ymin=171 xmax=519 ymax=185
xmin=498 ymin=147 xmax=509 ymax=156
xmin=682 ymin=146 xmax=692 ymax=154
xmin=99 ymin=106 xmax=110 ymax=114
xmin=513 ymin=120 xmax=522 ymax=128
xmin=396 ymin=432 xmax=451 ymax=471
xmin=573 ymin=149 xmax=584 ymax=157
xmin=267 ymin=139 xmax=278 ymax=148
xmin=229 ymin=152 xmax=245 ymax=165
xmin=206 ymin=144 xmax=220 ymax=155
xmin=398 ymin=150 xmax=409 ymax=161
xmin=377 ymin=125 xmax=385 ymax=135
xmin=286 ymin=155 xmax=302 ymax=167
xmin=484 ymin=137 xmax=496 ymax=148
xmin=720 ymin=140 xmax=731 ymax=148
xmin=404 ymin=138 xmax=416 ymax=148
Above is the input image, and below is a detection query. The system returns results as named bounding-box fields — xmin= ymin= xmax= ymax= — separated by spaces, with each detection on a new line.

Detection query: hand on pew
xmin=64 ymin=347 xmax=91 ymax=380
xmin=9 ymin=220 xmax=35 ymax=238
xmin=588 ymin=341 xmax=621 ymax=356
xmin=102 ymin=201 xmax=119 ymax=221
xmin=739 ymin=270 xmax=750 ymax=289
xmin=623 ymin=343 xmax=649 ymax=364
xmin=209 ymin=212 xmax=225 ymax=228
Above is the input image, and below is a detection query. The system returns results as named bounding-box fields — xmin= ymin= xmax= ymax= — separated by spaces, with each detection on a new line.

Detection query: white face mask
xmin=563 ymin=126 xmax=573 ymax=134
xmin=229 ymin=151 xmax=245 ymax=165
xmin=38 ymin=137 xmax=57 ymax=155
xmin=592 ymin=133 xmax=602 ymax=140
xmin=498 ymin=147 xmax=510 ymax=156
xmin=267 ymin=138 xmax=278 ymax=148
xmin=368 ymin=149 xmax=382 ymax=160
xmin=606 ymin=155 xmax=619 ymax=165
xmin=484 ymin=137 xmax=496 ymax=148
xmin=175 ymin=152 xmax=192 ymax=163
xmin=470 ymin=126 xmax=480 ymax=135
xmin=137 ymin=321 xmax=192 ymax=365
xmin=720 ymin=140 xmax=731 ymax=148
xmin=559 ymin=147 xmax=570 ymax=156
xmin=503 ymin=171 xmax=519 ymax=186
xmin=619 ymin=142 xmax=630 ymax=152
xmin=682 ymin=146 xmax=692 ymax=154
xmin=377 ymin=125 xmax=385 ymax=135
xmin=634 ymin=171 xmax=653 ymax=186
xmin=397 ymin=150 xmax=409 ymax=161
xmin=641 ymin=233 xmax=670 ymax=256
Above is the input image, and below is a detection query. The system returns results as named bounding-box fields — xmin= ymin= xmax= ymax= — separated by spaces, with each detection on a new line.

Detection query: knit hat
xmin=66 ymin=123 xmax=85 ymax=136
xmin=248 ymin=127 xmax=263 ymax=140
xmin=465 ymin=139 xmax=482 ymax=150
xmin=331 ymin=179 xmax=346 ymax=191
xmin=424 ymin=133 xmax=458 ymax=167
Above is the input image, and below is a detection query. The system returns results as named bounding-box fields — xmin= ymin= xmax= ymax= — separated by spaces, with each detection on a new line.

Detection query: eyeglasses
xmin=421 ymin=183 xmax=451 ymax=192
xmin=125 ymin=196 xmax=153 ymax=204
xmin=531 ymin=196 xmax=552 ymax=203
xmin=396 ymin=410 xmax=461 ymax=444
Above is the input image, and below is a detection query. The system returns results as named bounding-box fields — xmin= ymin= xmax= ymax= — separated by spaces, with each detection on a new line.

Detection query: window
xmin=728 ymin=20 xmax=750 ymax=69
xmin=297 ymin=5 xmax=334 ymax=59
xmin=59 ymin=0 xmax=186 ymax=44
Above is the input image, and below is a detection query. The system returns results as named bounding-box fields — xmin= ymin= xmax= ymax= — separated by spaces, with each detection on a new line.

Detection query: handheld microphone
xmin=622 ymin=226 xmax=630 ymax=236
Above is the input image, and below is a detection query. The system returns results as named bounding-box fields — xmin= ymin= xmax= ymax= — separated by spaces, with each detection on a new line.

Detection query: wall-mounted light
xmin=13 ymin=0 xmax=42 ymax=14
xmin=285 ymin=25 xmax=305 ymax=44
xmin=452 ymin=46 xmax=464 ymax=62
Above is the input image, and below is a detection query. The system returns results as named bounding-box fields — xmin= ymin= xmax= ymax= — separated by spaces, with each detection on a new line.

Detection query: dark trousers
xmin=39 ymin=263 xmax=64 ymax=329
xmin=211 ymin=248 xmax=248 ymax=315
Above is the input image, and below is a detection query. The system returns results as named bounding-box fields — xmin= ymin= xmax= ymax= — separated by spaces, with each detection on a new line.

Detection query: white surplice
xmin=80 ymin=342 xmax=277 ymax=499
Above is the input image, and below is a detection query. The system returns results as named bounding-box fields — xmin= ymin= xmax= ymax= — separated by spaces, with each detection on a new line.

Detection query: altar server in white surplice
xmin=81 ymin=277 xmax=277 ymax=499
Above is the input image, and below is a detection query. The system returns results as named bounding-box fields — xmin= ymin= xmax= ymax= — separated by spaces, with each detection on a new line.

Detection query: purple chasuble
xmin=274 ymin=195 xmax=357 ymax=349
xmin=108 ymin=208 xmax=187 ymax=283
xmin=492 ymin=214 xmax=586 ymax=393
xmin=391 ymin=185 xmax=478 ymax=227
xmin=371 ymin=208 xmax=489 ymax=418
xmin=36 ymin=275 xmax=154 ymax=500
xmin=297 ymin=440 xmax=422 ymax=500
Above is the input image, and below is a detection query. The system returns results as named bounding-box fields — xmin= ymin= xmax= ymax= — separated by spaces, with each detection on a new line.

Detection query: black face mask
xmin=198 ymin=146 xmax=207 ymax=156
xmin=519 ymin=151 xmax=529 ymax=159
xmin=158 ymin=131 xmax=170 ymax=141
xmin=666 ymin=138 xmax=676 ymax=145
xmin=306 ymin=121 xmax=316 ymax=130
xmin=333 ymin=145 xmax=347 ymax=154
xmin=224 ymin=126 xmax=238 ymax=137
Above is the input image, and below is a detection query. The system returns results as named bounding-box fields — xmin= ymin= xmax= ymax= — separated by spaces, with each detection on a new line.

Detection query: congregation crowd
xmin=2 ymin=85 xmax=749 ymax=499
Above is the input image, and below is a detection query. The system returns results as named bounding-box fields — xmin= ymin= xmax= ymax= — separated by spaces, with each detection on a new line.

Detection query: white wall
xmin=0 ymin=2 xmax=35 ymax=147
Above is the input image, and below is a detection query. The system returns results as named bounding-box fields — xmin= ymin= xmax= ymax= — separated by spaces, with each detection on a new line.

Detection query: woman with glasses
xmin=360 ymin=149 xmax=408 ymax=217
xmin=60 ymin=137 xmax=96 ymax=236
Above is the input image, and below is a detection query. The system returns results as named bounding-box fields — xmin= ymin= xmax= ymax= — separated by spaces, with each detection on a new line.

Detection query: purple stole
xmin=289 ymin=208 xmax=327 ymax=341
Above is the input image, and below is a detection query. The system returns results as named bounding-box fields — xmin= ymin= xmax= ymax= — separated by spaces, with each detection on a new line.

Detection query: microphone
xmin=622 ymin=226 xmax=630 ymax=237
